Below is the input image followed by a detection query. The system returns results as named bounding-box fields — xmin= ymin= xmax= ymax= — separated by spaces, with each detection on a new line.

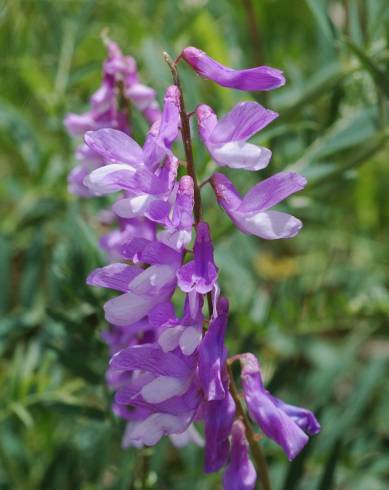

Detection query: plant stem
xmin=163 ymin=52 xmax=202 ymax=224
xmin=242 ymin=0 xmax=263 ymax=67
xmin=227 ymin=362 xmax=272 ymax=490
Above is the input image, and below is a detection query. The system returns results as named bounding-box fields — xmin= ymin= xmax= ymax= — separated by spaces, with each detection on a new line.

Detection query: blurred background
xmin=1 ymin=0 xmax=389 ymax=489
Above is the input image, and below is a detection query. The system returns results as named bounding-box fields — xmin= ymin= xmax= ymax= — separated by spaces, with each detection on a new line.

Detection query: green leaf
xmin=341 ymin=37 xmax=389 ymax=97
xmin=305 ymin=0 xmax=338 ymax=43
xmin=0 ymin=99 xmax=42 ymax=173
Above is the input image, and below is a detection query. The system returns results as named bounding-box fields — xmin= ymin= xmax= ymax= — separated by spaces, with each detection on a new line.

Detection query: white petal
xmin=129 ymin=265 xmax=176 ymax=295
xmin=238 ymin=210 xmax=303 ymax=239
xmin=141 ymin=375 xmax=191 ymax=403
xmin=188 ymin=290 xmax=200 ymax=318
xmin=104 ymin=292 xmax=155 ymax=327
xmin=84 ymin=163 xmax=135 ymax=195
xmin=157 ymin=229 xmax=192 ymax=250
xmin=158 ymin=326 xmax=184 ymax=352
xmin=210 ymin=141 xmax=271 ymax=171
xmin=179 ymin=327 xmax=202 ymax=355
xmin=125 ymin=413 xmax=193 ymax=446
xmin=113 ymin=194 xmax=155 ymax=218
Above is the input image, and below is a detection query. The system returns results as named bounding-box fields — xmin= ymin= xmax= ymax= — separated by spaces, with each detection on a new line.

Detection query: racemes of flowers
xmin=65 ymin=41 xmax=320 ymax=490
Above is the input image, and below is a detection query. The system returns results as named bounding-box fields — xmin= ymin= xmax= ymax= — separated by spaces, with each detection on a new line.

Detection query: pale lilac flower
xmin=197 ymin=102 xmax=277 ymax=171
xmin=148 ymin=175 xmax=195 ymax=250
xmin=64 ymin=41 xmax=130 ymax=137
xmin=111 ymin=343 xmax=201 ymax=447
xmin=181 ymin=47 xmax=285 ymax=91
xmin=83 ymin=85 xmax=180 ymax=196
xmin=112 ymin=156 xmax=179 ymax=220
xmin=84 ymin=84 xmax=179 ymax=171
xmin=239 ymin=353 xmax=320 ymax=460
xmin=126 ymin=83 xmax=158 ymax=117
xmin=65 ymin=38 xmax=161 ymax=197
xmin=211 ymin=172 xmax=306 ymax=239
xmin=70 ymin=40 xmax=320 ymax=485
xmin=223 ymin=420 xmax=256 ymax=490
xmin=101 ymin=40 xmax=161 ymax=125
xmin=87 ymin=239 xmax=181 ymax=326
xmin=177 ymin=222 xmax=218 ymax=295
xmin=103 ymin=266 xmax=178 ymax=327
xmin=151 ymin=295 xmax=203 ymax=357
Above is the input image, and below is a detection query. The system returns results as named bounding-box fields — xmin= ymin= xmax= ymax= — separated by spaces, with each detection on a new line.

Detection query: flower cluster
xmin=65 ymin=38 xmax=160 ymax=197
xmin=66 ymin=42 xmax=320 ymax=489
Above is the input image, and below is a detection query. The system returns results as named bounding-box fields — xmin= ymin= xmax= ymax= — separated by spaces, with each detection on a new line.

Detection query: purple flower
xmin=103 ymin=39 xmax=161 ymax=125
xmin=181 ymin=47 xmax=285 ymax=91
xmin=177 ymin=222 xmax=218 ymax=295
xmin=84 ymin=127 xmax=144 ymax=166
xmin=64 ymin=40 xmax=131 ymax=137
xmin=123 ymin=412 xmax=194 ymax=448
xmin=197 ymin=102 xmax=277 ymax=171
xmin=223 ymin=420 xmax=256 ymax=490
xmin=126 ymin=83 xmax=159 ymax=123
xmin=198 ymin=297 xmax=228 ymax=401
xmin=120 ymin=236 xmax=182 ymax=266
xmin=211 ymin=172 xmax=306 ymax=239
xmin=239 ymin=353 xmax=320 ymax=460
xmin=142 ymin=85 xmax=181 ymax=170
xmin=99 ymin=217 xmax=156 ymax=261
xmin=152 ymin=295 xmax=204 ymax=357
xmin=70 ymin=40 xmax=322 ymax=482
xmin=203 ymin=376 xmax=235 ymax=472
xmin=83 ymin=85 xmax=180 ymax=196
xmin=87 ymin=262 xmax=144 ymax=292
xmin=112 ymin=156 xmax=179 ymax=220
xmin=110 ymin=343 xmax=201 ymax=447
xmin=145 ymin=175 xmax=195 ymax=248
xmin=87 ymin=239 xmax=181 ymax=326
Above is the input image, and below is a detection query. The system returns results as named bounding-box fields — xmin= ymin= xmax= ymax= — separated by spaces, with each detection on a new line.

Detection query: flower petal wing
xmin=87 ymin=263 xmax=143 ymax=292
xmin=238 ymin=172 xmax=307 ymax=213
xmin=84 ymin=128 xmax=144 ymax=165
xmin=209 ymin=102 xmax=278 ymax=144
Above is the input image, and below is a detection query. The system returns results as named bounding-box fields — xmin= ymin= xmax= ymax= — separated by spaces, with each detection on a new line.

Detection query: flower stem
xmin=163 ymin=51 xmax=202 ymax=224
xmin=241 ymin=0 xmax=263 ymax=67
xmin=227 ymin=362 xmax=272 ymax=490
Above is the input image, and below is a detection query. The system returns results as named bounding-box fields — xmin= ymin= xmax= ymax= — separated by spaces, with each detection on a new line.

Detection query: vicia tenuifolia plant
xmin=65 ymin=38 xmax=320 ymax=490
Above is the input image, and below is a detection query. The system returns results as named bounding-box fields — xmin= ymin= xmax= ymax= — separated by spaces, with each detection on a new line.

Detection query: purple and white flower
xmin=197 ymin=102 xmax=277 ymax=171
xmin=211 ymin=172 xmax=307 ymax=239
xmin=67 ymin=41 xmax=320 ymax=489
xmin=239 ymin=353 xmax=320 ymax=460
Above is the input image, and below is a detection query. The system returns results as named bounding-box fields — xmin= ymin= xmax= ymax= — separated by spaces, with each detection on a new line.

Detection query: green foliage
xmin=1 ymin=0 xmax=389 ymax=488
